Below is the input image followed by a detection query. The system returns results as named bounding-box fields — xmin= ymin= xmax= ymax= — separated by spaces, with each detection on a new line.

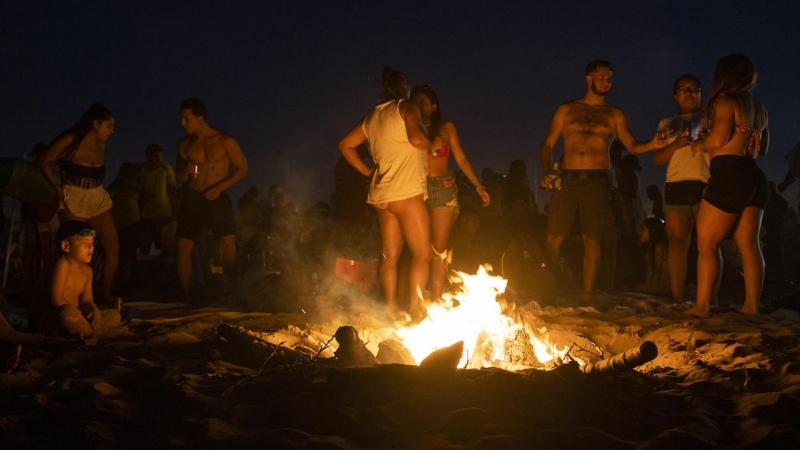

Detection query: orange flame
xmin=386 ymin=266 xmax=574 ymax=369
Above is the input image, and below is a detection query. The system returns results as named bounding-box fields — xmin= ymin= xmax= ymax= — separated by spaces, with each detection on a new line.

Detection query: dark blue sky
xmin=3 ymin=1 xmax=800 ymax=209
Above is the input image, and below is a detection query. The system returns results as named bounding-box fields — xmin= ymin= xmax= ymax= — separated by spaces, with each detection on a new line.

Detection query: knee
xmin=381 ymin=250 xmax=401 ymax=266
xmin=412 ymin=245 xmax=431 ymax=261
xmin=582 ymin=235 xmax=600 ymax=249
xmin=102 ymin=309 xmax=121 ymax=327
xmin=696 ymin=240 xmax=719 ymax=254
xmin=667 ymin=234 xmax=690 ymax=252
xmin=57 ymin=305 xmax=83 ymax=324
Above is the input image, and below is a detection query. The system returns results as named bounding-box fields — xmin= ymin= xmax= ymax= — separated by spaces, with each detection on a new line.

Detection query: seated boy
xmin=37 ymin=220 xmax=121 ymax=341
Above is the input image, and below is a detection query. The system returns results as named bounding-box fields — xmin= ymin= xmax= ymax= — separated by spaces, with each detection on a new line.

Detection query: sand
xmin=2 ymin=290 xmax=800 ymax=449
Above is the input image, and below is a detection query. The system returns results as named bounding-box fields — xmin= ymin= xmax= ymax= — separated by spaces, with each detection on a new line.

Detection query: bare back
xmin=560 ymin=102 xmax=618 ymax=169
xmin=709 ymin=93 xmax=769 ymax=159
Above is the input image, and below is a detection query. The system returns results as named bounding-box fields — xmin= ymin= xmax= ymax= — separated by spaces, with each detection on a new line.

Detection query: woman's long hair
xmin=705 ymin=54 xmax=756 ymax=129
xmin=410 ymin=85 xmax=443 ymax=136
xmin=52 ymin=102 xmax=114 ymax=161
xmin=381 ymin=66 xmax=409 ymax=102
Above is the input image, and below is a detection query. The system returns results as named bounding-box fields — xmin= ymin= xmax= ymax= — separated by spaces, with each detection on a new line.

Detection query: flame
xmin=387 ymin=266 xmax=573 ymax=369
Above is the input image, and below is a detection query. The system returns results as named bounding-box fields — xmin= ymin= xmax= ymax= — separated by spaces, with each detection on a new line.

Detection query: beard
xmin=591 ymin=81 xmax=610 ymax=96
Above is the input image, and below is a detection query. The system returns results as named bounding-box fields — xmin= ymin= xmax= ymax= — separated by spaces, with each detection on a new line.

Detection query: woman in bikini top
xmin=410 ymin=84 xmax=491 ymax=301
xmin=686 ymin=53 xmax=770 ymax=319
xmin=39 ymin=102 xmax=114 ymax=198
xmin=37 ymin=102 xmax=120 ymax=308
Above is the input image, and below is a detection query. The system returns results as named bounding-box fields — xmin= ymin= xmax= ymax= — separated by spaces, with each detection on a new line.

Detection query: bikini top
xmin=429 ymin=144 xmax=450 ymax=158
xmin=733 ymin=109 xmax=762 ymax=157
xmin=58 ymin=159 xmax=106 ymax=189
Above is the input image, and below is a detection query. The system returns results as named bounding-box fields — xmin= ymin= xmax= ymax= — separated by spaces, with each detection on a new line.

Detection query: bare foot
xmin=683 ymin=306 xmax=709 ymax=318
xmin=739 ymin=305 xmax=759 ymax=315
xmin=408 ymin=301 xmax=428 ymax=324
xmin=2 ymin=344 xmax=22 ymax=374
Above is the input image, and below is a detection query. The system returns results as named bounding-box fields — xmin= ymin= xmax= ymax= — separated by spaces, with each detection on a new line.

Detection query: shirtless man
xmin=175 ymin=98 xmax=248 ymax=303
xmin=539 ymin=60 xmax=666 ymax=299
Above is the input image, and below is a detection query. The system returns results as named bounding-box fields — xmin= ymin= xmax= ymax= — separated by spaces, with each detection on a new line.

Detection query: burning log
xmin=580 ymin=341 xmax=657 ymax=375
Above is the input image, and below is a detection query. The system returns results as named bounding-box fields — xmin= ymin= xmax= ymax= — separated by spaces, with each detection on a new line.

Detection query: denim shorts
xmin=427 ymin=172 xmax=459 ymax=212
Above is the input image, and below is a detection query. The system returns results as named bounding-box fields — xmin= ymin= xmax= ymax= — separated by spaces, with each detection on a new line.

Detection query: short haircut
xmin=585 ymin=60 xmax=612 ymax=75
xmin=672 ymin=74 xmax=702 ymax=94
xmin=181 ymin=98 xmax=207 ymax=119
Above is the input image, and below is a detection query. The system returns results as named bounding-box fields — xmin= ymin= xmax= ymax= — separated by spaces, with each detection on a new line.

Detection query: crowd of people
xmin=2 ymin=53 xmax=800 ymax=364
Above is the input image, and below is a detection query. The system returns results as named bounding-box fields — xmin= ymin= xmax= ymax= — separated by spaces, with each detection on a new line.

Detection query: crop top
xmin=59 ymin=159 xmax=106 ymax=189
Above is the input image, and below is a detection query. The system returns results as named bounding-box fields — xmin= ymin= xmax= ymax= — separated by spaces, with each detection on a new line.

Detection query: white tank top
xmin=657 ymin=111 xmax=711 ymax=183
xmin=362 ymin=99 xmax=428 ymax=203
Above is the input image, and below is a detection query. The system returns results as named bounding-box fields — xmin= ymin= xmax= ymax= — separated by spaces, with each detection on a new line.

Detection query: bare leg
xmin=429 ymin=208 xmax=458 ymax=300
xmin=57 ymin=305 xmax=94 ymax=338
xmin=581 ymin=234 xmax=601 ymax=297
xmin=389 ymin=195 xmax=431 ymax=321
xmin=375 ymin=207 xmax=404 ymax=317
xmin=665 ymin=211 xmax=693 ymax=302
xmin=688 ymin=200 xmax=737 ymax=317
xmin=176 ymin=238 xmax=195 ymax=302
xmin=545 ymin=234 xmax=565 ymax=266
xmin=733 ymin=206 xmax=764 ymax=315
xmin=652 ymin=243 xmax=666 ymax=282
xmin=219 ymin=234 xmax=240 ymax=296
xmin=88 ymin=211 xmax=119 ymax=305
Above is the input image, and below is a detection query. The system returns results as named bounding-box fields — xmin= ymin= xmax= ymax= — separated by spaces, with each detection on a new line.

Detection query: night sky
xmin=3 ymin=1 xmax=800 ymax=210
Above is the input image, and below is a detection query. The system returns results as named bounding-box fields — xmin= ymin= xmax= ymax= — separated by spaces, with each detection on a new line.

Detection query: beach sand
xmin=2 ymin=286 xmax=800 ymax=449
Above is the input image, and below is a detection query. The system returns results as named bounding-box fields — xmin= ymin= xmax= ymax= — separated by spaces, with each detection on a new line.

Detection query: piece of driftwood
xmin=580 ymin=341 xmax=657 ymax=375
xmin=217 ymin=323 xmax=317 ymax=368
xmin=376 ymin=339 xmax=416 ymax=365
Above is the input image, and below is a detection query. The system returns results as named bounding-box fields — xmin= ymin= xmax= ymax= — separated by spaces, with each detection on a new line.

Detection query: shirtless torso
xmin=556 ymin=101 xmax=619 ymax=170
xmin=52 ymin=255 xmax=93 ymax=309
xmin=176 ymin=128 xmax=247 ymax=200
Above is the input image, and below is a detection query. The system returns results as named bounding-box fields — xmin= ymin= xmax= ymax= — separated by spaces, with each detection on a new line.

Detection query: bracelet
xmin=476 ymin=185 xmax=486 ymax=191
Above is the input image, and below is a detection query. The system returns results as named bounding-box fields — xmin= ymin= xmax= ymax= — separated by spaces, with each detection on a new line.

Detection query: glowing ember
xmin=386 ymin=266 xmax=573 ymax=369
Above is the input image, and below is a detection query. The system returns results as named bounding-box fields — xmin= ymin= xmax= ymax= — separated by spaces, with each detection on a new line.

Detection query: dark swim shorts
xmin=704 ymin=155 xmax=769 ymax=214
xmin=546 ymin=170 xmax=611 ymax=238
xmin=175 ymin=189 xmax=237 ymax=241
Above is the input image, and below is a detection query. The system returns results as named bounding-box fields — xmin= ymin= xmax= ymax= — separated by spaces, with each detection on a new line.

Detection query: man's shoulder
xmin=210 ymin=128 xmax=238 ymax=145
xmin=177 ymin=134 xmax=194 ymax=147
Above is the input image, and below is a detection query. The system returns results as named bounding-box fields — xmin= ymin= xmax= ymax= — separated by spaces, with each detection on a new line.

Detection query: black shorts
xmin=175 ymin=189 xmax=237 ymax=242
xmin=704 ymin=155 xmax=769 ymax=214
xmin=546 ymin=170 xmax=611 ymax=238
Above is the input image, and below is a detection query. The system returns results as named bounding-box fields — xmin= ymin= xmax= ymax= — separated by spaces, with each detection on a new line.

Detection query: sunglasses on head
xmin=74 ymin=229 xmax=96 ymax=237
